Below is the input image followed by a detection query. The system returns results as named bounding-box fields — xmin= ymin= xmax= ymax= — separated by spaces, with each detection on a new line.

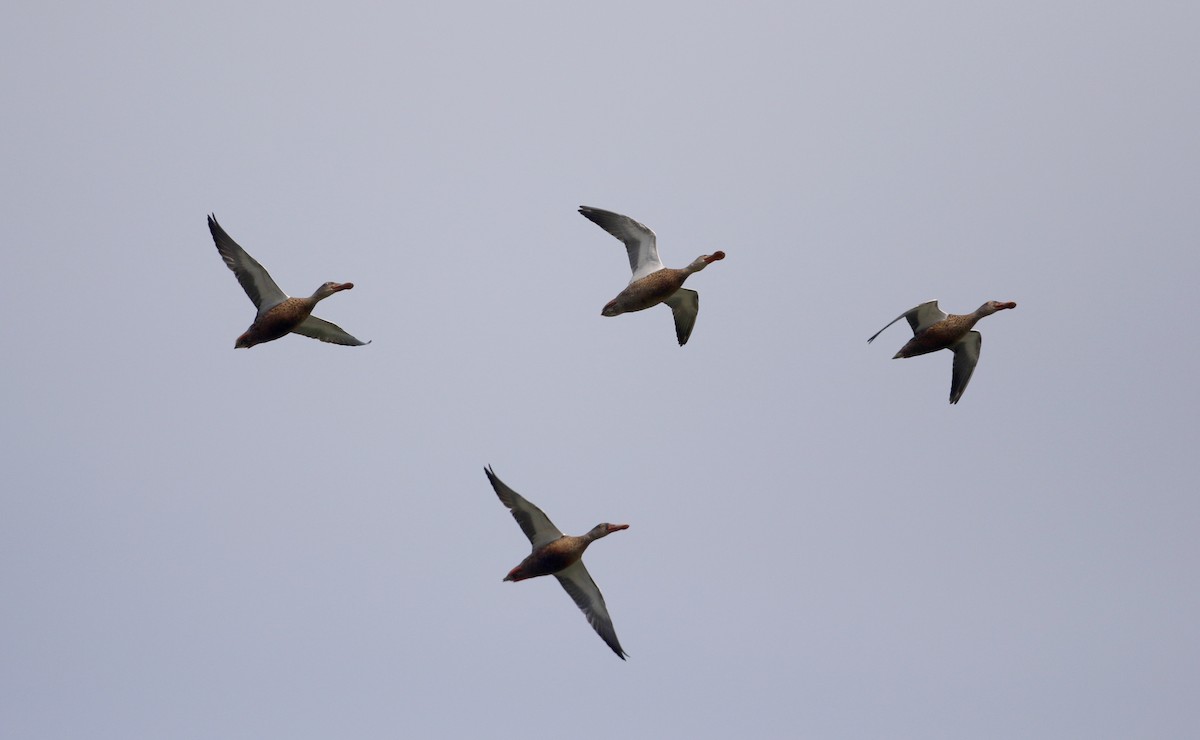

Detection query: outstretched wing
xmin=207 ymin=214 xmax=288 ymax=314
xmin=867 ymin=300 xmax=946 ymax=343
xmin=485 ymin=466 xmax=563 ymax=550
xmin=578 ymin=206 xmax=665 ymax=283
xmin=949 ymin=331 xmax=982 ymax=404
xmin=663 ymin=288 xmax=699 ymax=346
xmin=555 ymin=561 xmax=627 ymax=660
xmin=292 ymin=316 xmax=370 ymax=346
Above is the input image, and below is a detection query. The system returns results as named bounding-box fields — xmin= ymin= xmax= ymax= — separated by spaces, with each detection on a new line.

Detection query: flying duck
xmin=207 ymin=214 xmax=369 ymax=348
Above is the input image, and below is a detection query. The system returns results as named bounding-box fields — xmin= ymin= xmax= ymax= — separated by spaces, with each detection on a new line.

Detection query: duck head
xmin=312 ymin=281 xmax=354 ymax=301
xmin=977 ymin=300 xmax=1017 ymax=316
xmin=685 ymin=251 xmax=726 ymax=273
xmin=586 ymin=522 xmax=630 ymax=540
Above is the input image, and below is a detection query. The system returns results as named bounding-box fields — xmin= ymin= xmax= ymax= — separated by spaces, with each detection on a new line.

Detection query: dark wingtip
xmin=206 ymin=214 xmax=227 ymax=242
xmin=484 ymin=465 xmax=504 ymax=492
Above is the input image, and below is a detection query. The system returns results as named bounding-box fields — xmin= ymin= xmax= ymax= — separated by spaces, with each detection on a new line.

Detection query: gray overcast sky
xmin=3 ymin=2 xmax=1198 ymax=738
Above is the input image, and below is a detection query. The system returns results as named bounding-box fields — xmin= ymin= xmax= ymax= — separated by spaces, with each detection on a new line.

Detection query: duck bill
xmin=607 ymin=524 xmax=630 ymax=533
xmin=330 ymin=282 xmax=354 ymax=292
xmin=704 ymin=251 xmax=726 ymax=263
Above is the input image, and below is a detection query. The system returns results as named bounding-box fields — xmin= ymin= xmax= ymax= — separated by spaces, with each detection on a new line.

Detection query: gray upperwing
xmin=555 ymin=561 xmax=627 ymax=660
xmin=909 ymin=300 xmax=947 ymax=333
xmin=578 ymin=206 xmax=665 ymax=283
xmin=484 ymin=466 xmax=563 ymax=550
xmin=664 ymin=289 xmax=699 ymax=346
xmin=207 ymin=214 xmax=288 ymax=314
xmin=292 ymin=316 xmax=370 ymax=346
xmin=949 ymin=331 xmax=982 ymax=404
xmin=868 ymin=300 xmax=945 ymax=343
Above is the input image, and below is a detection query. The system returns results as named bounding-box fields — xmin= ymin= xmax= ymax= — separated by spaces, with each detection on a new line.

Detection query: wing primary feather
xmin=578 ymin=205 xmax=665 ymax=281
xmin=484 ymin=466 xmax=563 ymax=549
xmin=867 ymin=310 xmax=912 ymax=343
xmin=868 ymin=301 xmax=944 ymax=343
xmin=293 ymin=315 xmax=369 ymax=346
xmin=556 ymin=562 xmax=627 ymax=660
xmin=664 ymin=289 xmax=699 ymax=346
xmin=949 ymin=331 xmax=982 ymax=404
xmin=206 ymin=214 xmax=288 ymax=312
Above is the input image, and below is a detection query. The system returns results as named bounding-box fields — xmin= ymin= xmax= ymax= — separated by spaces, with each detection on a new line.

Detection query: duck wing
xmin=868 ymin=300 xmax=947 ymax=343
xmin=207 ymin=214 xmax=288 ymax=315
xmin=555 ymin=561 xmax=627 ymax=660
xmin=949 ymin=331 xmax=982 ymax=404
xmin=292 ymin=316 xmax=370 ymax=346
xmin=485 ymin=466 xmax=563 ymax=550
xmin=663 ymin=288 xmax=699 ymax=346
xmin=578 ymin=206 xmax=666 ymax=283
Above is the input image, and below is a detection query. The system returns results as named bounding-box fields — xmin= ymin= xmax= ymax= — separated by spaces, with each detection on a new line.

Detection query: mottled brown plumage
xmin=234 ymin=294 xmax=334 ymax=349
xmin=893 ymin=313 xmax=982 ymax=358
xmin=504 ymin=534 xmax=595 ymax=582
xmin=603 ymin=267 xmax=693 ymax=314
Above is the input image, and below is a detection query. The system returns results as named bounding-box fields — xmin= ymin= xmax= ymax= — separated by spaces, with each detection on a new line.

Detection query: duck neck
xmin=970 ymin=303 xmax=1000 ymax=324
xmin=583 ymin=525 xmax=611 ymax=543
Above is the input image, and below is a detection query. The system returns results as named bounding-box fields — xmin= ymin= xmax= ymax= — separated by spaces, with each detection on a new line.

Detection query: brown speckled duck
xmin=579 ymin=206 xmax=725 ymax=346
xmin=869 ymin=300 xmax=1017 ymax=404
xmin=485 ymin=466 xmax=629 ymax=660
xmin=207 ymin=214 xmax=369 ymax=348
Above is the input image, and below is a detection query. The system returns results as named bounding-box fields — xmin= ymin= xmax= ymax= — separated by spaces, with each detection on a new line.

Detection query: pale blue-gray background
xmin=2 ymin=2 xmax=1197 ymax=738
